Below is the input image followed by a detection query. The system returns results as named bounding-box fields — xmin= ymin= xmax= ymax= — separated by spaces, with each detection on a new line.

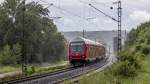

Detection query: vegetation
xmin=73 ymin=21 xmax=150 ymax=84
xmin=76 ymin=57 xmax=150 ymax=84
xmin=26 ymin=63 xmax=69 ymax=75
xmin=0 ymin=66 xmax=20 ymax=74
xmin=0 ymin=62 xmax=69 ymax=81
xmin=0 ymin=0 xmax=66 ymax=66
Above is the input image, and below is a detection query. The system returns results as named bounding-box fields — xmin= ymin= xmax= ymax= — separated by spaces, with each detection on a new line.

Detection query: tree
xmin=13 ymin=43 xmax=22 ymax=64
xmin=0 ymin=45 xmax=16 ymax=65
xmin=0 ymin=0 xmax=66 ymax=65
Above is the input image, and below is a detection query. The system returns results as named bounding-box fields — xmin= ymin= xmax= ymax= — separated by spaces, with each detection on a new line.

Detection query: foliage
xmin=116 ymin=61 xmax=138 ymax=77
xmin=142 ymin=45 xmax=150 ymax=55
xmin=13 ymin=43 xmax=22 ymax=64
xmin=116 ymin=21 xmax=150 ymax=77
xmin=78 ymin=57 xmax=150 ymax=84
xmin=135 ymin=45 xmax=141 ymax=51
xmin=117 ymin=50 xmax=141 ymax=77
xmin=0 ymin=45 xmax=17 ymax=65
xmin=126 ymin=29 xmax=137 ymax=46
xmin=0 ymin=0 xmax=66 ymax=65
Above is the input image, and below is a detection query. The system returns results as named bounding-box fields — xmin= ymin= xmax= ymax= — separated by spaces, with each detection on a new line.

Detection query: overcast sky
xmin=0 ymin=0 xmax=150 ymax=31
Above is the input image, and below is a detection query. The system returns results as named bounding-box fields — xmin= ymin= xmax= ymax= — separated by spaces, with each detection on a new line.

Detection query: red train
xmin=68 ymin=37 xmax=106 ymax=66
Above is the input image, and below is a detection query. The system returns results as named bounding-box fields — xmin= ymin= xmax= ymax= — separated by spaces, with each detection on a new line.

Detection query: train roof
xmin=70 ymin=37 xmax=105 ymax=46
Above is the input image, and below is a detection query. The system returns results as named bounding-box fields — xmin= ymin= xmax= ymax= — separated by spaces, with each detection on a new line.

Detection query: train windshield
xmin=70 ymin=42 xmax=83 ymax=54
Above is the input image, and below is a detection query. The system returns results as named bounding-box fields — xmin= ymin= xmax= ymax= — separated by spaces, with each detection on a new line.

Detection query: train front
xmin=68 ymin=41 xmax=87 ymax=66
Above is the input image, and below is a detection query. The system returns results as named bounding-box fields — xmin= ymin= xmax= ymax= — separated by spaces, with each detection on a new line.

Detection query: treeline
xmin=0 ymin=0 xmax=66 ymax=65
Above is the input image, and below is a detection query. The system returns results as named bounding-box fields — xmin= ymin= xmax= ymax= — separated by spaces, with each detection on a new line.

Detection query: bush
xmin=117 ymin=50 xmax=141 ymax=77
xmin=139 ymin=39 xmax=145 ymax=43
xmin=26 ymin=66 xmax=36 ymax=75
xmin=135 ymin=45 xmax=141 ymax=51
xmin=118 ymin=50 xmax=134 ymax=61
xmin=147 ymin=36 xmax=150 ymax=44
xmin=117 ymin=61 xmax=138 ymax=77
xmin=142 ymin=45 xmax=150 ymax=55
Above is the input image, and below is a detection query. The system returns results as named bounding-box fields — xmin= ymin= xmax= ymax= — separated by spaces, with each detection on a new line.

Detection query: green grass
xmin=0 ymin=66 xmax=20 ymax=74
xmin=77 ymin=57 xmax=150 ymax=84
xmin=0 ymin=61 xmax=69 ymax=81
xmin=29 ymin=62 xmax=70 ymax=75
xmin=0 ymin=61 xmax=69 ymax=74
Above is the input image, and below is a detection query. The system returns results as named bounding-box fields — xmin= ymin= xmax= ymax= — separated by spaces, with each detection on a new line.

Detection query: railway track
xmin=0 ymin=58 xmax=108 ymax=84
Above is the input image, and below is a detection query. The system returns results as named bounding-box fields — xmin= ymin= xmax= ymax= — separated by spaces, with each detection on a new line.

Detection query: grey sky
xmin=1 ymin=0 xmax=150 ymax=31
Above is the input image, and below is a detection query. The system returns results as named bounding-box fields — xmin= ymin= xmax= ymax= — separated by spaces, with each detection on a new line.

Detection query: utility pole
xmin=114 ymin=1 xmax=122 ymax=52
xmin=22 ymin=0 xmax=27 ymax=76
xmin=89 ymin=0 xmax=122 ymax=52
xmin=82 ymin=30 xmax=85 ymax=38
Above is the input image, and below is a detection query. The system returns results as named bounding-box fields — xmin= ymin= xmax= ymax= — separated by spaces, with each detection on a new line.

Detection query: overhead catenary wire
xmin=37 ymin=0 xmax=104 ymax=30
xmin=92 ymin=0 xmax=112 ymax=6
xmin=39 ymin=0 xmax=86 ymax=20
xmin=47 ymin=7 xmax=86 ymax=29
xmin=39 ymin=0 xmax=51 ymax=4
xmin=89 ymin=4 xmax=118 ymax=22
xmin=77 ymin=0 xmax=117 ymax=27
xmin=50 ymin=4 xmax=100 ymax=28
xmin=78 ymin=0 xmax=112 ymax=8
xmin=52 ymin=5 xmax=88 ymax=21
xmin=39 ymin=0 xmax=98 ymax=22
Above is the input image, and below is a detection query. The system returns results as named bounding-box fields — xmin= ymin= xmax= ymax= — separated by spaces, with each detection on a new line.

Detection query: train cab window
xmin=70 ymin=42 xmax=83 ymax=54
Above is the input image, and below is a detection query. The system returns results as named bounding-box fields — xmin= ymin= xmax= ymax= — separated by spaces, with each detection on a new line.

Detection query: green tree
xmin=0 ymin=0 xmax=66 ymax=65
xmin=13 ymin=43 xmax=22 ymax=64
xmin=0 ymin=45 xmax=16 ymax=65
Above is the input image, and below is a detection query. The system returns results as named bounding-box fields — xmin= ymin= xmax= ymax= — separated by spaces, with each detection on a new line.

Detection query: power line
xmin=39 ymin=0 xmax=51 ymax=4
xmin=92 ymin=0 xmax=112 ymax=6
xmin=37 ymin=0 xmax=106 ymax=31
xmin=50 ymin=4 xmax=100 ymax=27
xmin=89 ymin=1 xmax=122 ymax=52
xmin=48 ymin=9 xmax=85 ymax=29
xmin=78 ymin=0 xmax=112 ymax=8
xmin=52 ymin=5 xmax=87 ymax=20
xmin=89 ymin=4 xmax=118 ymax=22
xmin=39 ymin=0 xmax=95 ymax=22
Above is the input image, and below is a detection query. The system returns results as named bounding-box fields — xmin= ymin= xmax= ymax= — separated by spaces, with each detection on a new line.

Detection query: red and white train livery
xmin=68 ymin=37 xmax=106 ymax=66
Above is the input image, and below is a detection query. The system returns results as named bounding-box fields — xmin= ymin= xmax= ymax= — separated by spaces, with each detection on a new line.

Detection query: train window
xmin=70 ymin=42 xmax=83 ymax=54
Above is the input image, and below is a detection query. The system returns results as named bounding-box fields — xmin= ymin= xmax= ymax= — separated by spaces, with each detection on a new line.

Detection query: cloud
xmin=62 ymin=18 xmax=73 ymax=25
xmin=1 ymin=0 xmax=150 ymax=31
xmin=0 ymin=0 xmax=4 ymax=3
xmin=130 ymin=10 xmax=150 ymax=23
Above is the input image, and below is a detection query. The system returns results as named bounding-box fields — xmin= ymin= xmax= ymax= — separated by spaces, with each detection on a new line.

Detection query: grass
xmin=64 ymin=57 xmax=150 ymax=84
xmin=0 ymin=61 xmax=69 ymax=81
xmin=28 ymin=61 xmax=70 ymax=75
xmin=0 ymin=66 xmax=20 ymax=74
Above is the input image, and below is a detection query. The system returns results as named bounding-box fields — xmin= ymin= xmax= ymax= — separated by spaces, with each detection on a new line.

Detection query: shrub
xmin=117 ymin=50 xmax=141 ymax=77
xmin=116 ymin=61 xmax=138 ymax=77
xmin=26 ymin=66 xmax=36 ymax=75
xmin=142 ymin=45 xmax=150 ymax=55
xmin=139 ymin=39 xmax=145 ymax=43
xmin=135 ymin=45 xmax=141 ymax=51
xmin=118 ymin=50 xmax=134 ymax=61
xmin=147 ymin=36 xmax=150 ymax=44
